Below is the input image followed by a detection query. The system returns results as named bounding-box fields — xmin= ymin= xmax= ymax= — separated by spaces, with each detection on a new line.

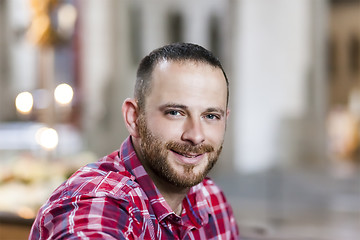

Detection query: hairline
xmin=136 ymin=58 xmax=229 ymax=111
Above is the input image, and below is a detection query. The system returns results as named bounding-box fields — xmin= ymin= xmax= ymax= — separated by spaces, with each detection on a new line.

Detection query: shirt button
xmin=170 ymin=215 xmax=181 ymax=222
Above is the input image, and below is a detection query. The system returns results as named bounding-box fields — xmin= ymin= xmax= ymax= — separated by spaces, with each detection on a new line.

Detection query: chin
xmin=167 ymin=165 xmax=209 ymax=188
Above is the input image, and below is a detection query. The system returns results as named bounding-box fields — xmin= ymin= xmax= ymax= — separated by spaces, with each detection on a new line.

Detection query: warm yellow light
xmin=15 ymin=92 xmax=34 ymax=114
xmin=17 ymin=206 xmax=35 ymax=219
xmin=35 ymin=127 xmax=59 ymax=150
xmin=54 ymin=83 xmax=73 ymax=105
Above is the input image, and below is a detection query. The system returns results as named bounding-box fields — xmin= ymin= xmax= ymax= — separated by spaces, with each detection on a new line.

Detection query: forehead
xmin=146 ymin=60 xmax=227 ymax=109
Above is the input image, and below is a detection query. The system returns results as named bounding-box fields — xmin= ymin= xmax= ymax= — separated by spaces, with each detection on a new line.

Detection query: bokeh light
xmin=35 ymin=127 xmax=59 ymax=150
xmin=54 ymin=83 xmax=74 ymax=105
xmin=15 ymin=91 xmax=34 ymax=114
xmin=57 ymin=3 xmax=77 ymax=38
xmin=17 ymin=206 xmax=35 ymax=219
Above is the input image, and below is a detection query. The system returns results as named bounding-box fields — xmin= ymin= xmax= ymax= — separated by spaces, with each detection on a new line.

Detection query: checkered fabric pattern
xmin=29 ymin=137 xmax=239 ymax=239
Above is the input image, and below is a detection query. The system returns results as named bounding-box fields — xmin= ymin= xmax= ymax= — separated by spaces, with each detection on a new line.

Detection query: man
xmin=29 ymin=43 xmax=239 ymax=239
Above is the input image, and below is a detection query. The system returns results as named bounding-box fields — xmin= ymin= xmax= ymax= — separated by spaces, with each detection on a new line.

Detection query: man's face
xmin=137 ymin=60 xmax=228 ymax=188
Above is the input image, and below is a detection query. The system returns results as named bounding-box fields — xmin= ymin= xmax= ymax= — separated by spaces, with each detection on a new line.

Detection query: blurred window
xmin=327 ymin=37 xmax=337 ymax=77
xmin=209 ymin=14 xmax=220 ymax=59
xmin=349 ymin=35 xmax=360 ymax=75
xmin=167 ymin=12 xmax=183 ymax=43
xmin=129 ymin=3 xmax=142 ymax=65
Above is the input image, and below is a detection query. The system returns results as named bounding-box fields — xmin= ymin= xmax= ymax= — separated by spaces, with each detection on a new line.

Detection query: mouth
xmin=169 ymin=149 xmax=206 ymax=166
xmin=165 ymin=142 xmax=214 ymax=166
xmin=170 ymin=150 xmax=203 ymax=158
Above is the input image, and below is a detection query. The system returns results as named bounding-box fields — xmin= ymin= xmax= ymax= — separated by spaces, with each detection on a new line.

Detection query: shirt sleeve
xmin=202 ymin=178 xmax=240 ymax=239
xmin=29 ymin=194 xmax=138 ymax=240
xmin=220 ymin=190 xmax=240 ymax=239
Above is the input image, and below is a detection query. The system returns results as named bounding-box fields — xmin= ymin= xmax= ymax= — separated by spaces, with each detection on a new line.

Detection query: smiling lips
xmin=172 ymin=150 xmax=202 ymax=158
xmin=170 ymin=149 xmax=206 ymax=165
xmin=165 ymin=141 xmax=214 ymax=165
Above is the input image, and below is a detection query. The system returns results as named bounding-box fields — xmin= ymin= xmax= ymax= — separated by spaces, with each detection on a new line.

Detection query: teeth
xmin=172 ymin=150 xmax=198 ymax=158
xmin=180 ymin=152 xmax=199 ymax=158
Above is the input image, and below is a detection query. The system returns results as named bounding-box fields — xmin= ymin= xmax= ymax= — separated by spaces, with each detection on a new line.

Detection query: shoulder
xmin=51 ymin=151 xmax=141 ymax=199
xmin=191 ymin=177 xmax=236 ymax=217
xmin=196 ymin=177 xmax=227 ymax=200
xmin=31 ymin=152 xmax=149 ymax=239
xmin=188 ymin=177 xmax=232 ymax=212
xmin=40 ymin=151 xmax=150 ymax=215
xmin=195 ymin=178 xmax=240 ymax=237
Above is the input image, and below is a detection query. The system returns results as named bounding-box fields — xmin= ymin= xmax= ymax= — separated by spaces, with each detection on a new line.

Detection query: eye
xmin=165 ymin=110 xmax=183 ymax=116
xmin=205 ymin=114 xmax=220 ymax=120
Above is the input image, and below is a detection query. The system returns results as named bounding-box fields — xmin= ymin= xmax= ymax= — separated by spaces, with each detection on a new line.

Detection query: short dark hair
xmin=135 ymin=42 xmax=229 ymax=110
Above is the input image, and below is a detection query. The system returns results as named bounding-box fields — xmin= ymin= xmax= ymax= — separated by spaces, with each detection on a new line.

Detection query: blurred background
xmin=0 ymin=0 xmax=359 ymax=239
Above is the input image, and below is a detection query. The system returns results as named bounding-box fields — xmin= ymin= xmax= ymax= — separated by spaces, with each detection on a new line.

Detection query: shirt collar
xmin=119 ymin=136 xmax=173 ymax=221
xmin=118 ymin=136 xmax=212 ymax=225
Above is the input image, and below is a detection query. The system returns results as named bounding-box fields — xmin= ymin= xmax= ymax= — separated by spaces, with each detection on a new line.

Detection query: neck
xmin=132 ymin=137 xmax=189 ymax=215
xmin=151 ymin=173 xmax=189 ymax=215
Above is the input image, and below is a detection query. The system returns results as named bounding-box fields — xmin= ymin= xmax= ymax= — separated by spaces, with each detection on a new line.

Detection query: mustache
xmin=165 ymin=141 xmax=214 ymax=155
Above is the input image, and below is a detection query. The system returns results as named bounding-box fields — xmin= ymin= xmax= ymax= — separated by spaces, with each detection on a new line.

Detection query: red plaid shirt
xmin=29 ymin=137 xmax=239 ymax=239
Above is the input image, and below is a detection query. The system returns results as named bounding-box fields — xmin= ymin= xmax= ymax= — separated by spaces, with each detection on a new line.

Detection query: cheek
xmin=204 ymin=124 xmax=226 ymax=142
xmin=147 ymin=118 xmax=184 ymax=139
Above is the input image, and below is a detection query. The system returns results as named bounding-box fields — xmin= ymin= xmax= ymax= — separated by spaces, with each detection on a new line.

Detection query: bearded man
xmin=29 ymin=43 xmax=240 ymax=239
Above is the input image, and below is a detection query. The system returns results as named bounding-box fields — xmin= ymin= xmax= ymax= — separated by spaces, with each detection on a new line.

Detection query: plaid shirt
xmin=29 ymin=137 xmax=239 ymax=239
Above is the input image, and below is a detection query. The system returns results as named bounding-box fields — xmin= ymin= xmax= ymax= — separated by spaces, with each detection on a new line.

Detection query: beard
xmin=137 ymin=114 xmax=223 ymax=188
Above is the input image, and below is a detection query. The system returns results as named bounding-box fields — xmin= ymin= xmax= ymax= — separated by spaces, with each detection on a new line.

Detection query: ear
xmin=226 ymin=108 xmax=230 ymax=120
xmin=122 ymin=98 xmax=140 ymax=138
xmin=225 ymin=108 xmax=230 ymax=131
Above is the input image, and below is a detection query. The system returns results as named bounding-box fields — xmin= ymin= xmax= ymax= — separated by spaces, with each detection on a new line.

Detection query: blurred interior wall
xmin=0 ymin=0 xmax=331 ymax=173
xmin=80 ymin=0 xmax=130 ymax=156
xmin=231 ymin=0 xmax=328 ymax=173
xmin=80 ymin=0 xmax=330 ymax=173
xmin=0 ymin=0 xmax=37 ymax=122
xmin=329 ymin=1 xmax=360 ymax=105
xmin=0 ymin=0 xmax=9 ymax=121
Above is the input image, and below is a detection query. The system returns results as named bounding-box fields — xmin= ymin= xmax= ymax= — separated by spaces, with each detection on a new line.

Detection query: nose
xmin=181 ymin=117 xmax=205 ymax=145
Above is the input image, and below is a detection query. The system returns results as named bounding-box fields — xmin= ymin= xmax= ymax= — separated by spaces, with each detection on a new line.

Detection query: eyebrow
xmin=159 ymin=104 xmax=225 ymax=116
xmin=159 ymin=103 xmax=188 ymax=111
xmin=206 ymin=107 xmax=225 ymax=116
